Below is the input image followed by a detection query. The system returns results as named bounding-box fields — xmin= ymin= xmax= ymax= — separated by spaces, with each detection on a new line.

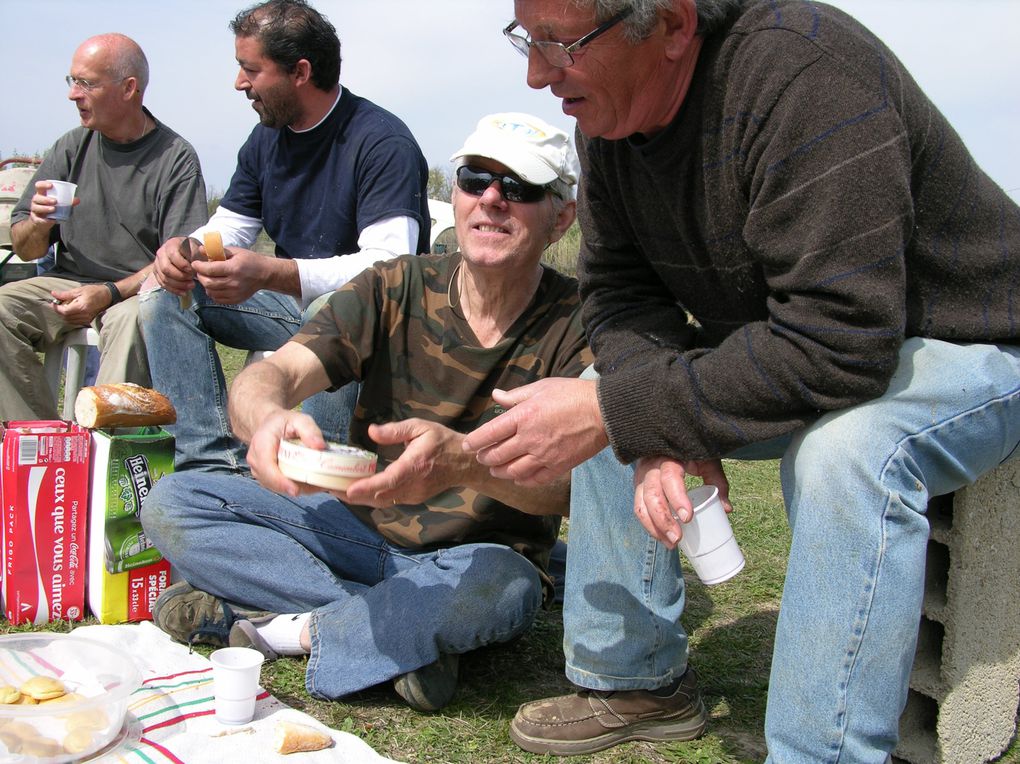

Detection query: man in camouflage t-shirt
xmin=142 ymin=113 xmax=591 ymax=713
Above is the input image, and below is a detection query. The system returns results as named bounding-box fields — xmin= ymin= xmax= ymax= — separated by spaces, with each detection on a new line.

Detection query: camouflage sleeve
xmin=290 ymin=264 xmax=387 ymax=390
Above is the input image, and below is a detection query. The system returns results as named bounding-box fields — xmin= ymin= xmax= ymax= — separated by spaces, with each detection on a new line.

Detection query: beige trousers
xmin=0 ymin=275 xmax=150 ymax=420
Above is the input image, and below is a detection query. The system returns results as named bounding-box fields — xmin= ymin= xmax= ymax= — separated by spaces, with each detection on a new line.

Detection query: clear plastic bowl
xmin=0 ymin=632 xmax=141 ymax=763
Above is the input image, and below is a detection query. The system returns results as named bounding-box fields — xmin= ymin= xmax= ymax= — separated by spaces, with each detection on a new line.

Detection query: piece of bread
xmin=74 ymin=383 xmax=176 ymax=429
xmin=19 ymin=676 xmax=65 ymax=701
xmin=273 ymin=721 xmax=334 ymax=755
xmin=203 ymin=230 xmax=225 ymax=261
xmin=0 ymin=685 xmax=20 ymax=704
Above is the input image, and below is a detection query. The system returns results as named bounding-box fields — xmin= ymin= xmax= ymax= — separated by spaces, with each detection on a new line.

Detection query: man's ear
xmin=661 ymin=0 xmax=699 ymax=61
xmin=121 ymin=76 xmax=140 ymax=102
xmin=549 ymin=199 xmax=577 ymax=245
xmin=292 ymin=58 xmax=313 ymax=86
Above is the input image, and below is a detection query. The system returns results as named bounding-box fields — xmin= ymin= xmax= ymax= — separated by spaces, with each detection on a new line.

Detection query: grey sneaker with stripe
xmin=152 ymin=580 xmax=279 ymax=660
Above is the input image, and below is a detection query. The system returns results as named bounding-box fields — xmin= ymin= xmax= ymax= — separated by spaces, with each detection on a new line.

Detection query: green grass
xmin=7 ymin=344 xmax=1018 ymax=762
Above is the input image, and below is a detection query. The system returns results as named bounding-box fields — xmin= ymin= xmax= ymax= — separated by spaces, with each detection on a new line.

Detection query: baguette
xmin=74 ymin=383 xmax=176 ymax=429
xmin=273 ymin=721 xmax=334 ymax=755
xmin=204 ymin=230 xmax=225 ymax=261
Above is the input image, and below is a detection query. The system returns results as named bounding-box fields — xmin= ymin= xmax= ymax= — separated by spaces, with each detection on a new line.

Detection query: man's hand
xmin=246 ymin=408 xmax=329 ymax=497
xmin=461 ymin=377 xmax=609 ymax=486
xmin=633 ymin=457 xmax=732 ymax=547
xmin=50 ymin=283 xmax=112 ymax=326
xmin=11 ymin=181 xmax=80 ymax=261
xmin=151 ymin=236 xmax=198 ymax=295
xmin=191 ymin=247 xmax=270 ymax=304
xmin=344 ymin=419 xmax=469 ymax=507
xmin=27 ymin=180 xmax=78 ymax=226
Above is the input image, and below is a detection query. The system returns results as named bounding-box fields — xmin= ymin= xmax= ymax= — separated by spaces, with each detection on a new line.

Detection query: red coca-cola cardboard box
xmin=1 ymin=421 xmax=90 ymax=624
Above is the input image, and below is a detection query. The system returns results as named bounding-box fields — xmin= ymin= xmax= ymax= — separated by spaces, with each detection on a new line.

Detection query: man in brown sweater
xmin=463 ymin=0 xmax=1020 ymax=760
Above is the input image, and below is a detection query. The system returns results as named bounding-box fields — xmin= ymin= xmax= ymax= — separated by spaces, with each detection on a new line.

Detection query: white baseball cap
xmin=450 ymin=112 xmax=579 ymax=190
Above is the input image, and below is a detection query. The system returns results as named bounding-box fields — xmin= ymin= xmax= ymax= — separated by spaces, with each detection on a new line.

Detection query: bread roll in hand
xmin=203 ymin=231 xmax=225 ymax=261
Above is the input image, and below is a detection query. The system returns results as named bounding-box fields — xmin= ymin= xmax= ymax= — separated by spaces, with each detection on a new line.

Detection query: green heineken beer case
xmin=89 ymin=427 xmax=173 ymax=573
xmin=87 ymin=426 xmax=175 ymax=623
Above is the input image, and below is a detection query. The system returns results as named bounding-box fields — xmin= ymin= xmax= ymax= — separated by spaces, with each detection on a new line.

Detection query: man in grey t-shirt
xmin=2 ymin=32 xmax=207 ymax=421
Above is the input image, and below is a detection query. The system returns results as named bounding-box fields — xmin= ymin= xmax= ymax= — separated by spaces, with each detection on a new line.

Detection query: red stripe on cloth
xmin=24 ymin=649 xmax=62 ymax=676
xmin=138 ymin=736 xmax=188 ymax=764
xmin=143 ymin=668 xmax=211 ymax=684
xmin=142 ymin=707 xmax=215 ymax=733
xmin=142 ymin=690 xmax=271 ymax=733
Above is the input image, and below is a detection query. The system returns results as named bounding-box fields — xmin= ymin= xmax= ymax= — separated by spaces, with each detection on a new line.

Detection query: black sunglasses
xmin=455 ymin=165 xmax=549 ymax=204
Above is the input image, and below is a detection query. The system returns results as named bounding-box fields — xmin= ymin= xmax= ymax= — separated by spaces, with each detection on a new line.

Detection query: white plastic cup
xmin=45 ymin=180 xmax=77 ymax=221
xmin=676 ymin=484 xmax=745 ymax=585
xmin=210 ymin=646 xmax=265 ymax=725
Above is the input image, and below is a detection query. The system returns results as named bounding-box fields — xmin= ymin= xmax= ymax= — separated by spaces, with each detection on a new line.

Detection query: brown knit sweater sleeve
xmin=578 ymin=0 xmax=1020 ymax=462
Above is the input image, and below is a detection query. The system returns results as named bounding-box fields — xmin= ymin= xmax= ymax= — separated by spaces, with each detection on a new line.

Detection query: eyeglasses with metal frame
xmin=503 ymin=6 xmax=634 ymax=68
xmin=65 ymin=75 xmax=128 ymax=92
xmin=455 ymin=165 xmax=550 ymax=204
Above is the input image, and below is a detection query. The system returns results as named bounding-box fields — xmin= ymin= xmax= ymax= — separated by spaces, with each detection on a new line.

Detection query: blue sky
xmin=2 ymin=1 xmax=1017 ymax=201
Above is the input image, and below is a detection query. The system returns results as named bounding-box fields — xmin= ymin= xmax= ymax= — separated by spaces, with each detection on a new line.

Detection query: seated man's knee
xmin=784 ymin=404 xmax=885 ymax=486
xmin=139 ymin=475 xmax=191 ymax=550
xmin=137 ymin=285 xmax=174 ymax=324
xmin=136 ymin=286 xmax=159 ymax=320
xmin=452 ymin=544 xmax=543 ymax=613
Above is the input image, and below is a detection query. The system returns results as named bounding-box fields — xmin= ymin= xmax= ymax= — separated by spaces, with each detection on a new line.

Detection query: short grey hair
xmin=548 ymin=191 xmax=571 ymax=217
xmin=548 ymin=178 xmax=575 ymax=202
xmin=572 ymin=0 xmax=742 ymax=40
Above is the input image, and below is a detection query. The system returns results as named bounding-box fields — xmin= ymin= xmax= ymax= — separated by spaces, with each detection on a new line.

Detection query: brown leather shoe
xmin=510 ymin=667 xmax=707 ymax=755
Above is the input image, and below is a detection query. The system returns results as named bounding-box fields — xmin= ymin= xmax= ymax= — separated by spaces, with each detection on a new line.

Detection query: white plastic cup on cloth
xmin=45 ymin=180 xmax=77 ymax=221
xmin=210 ymin=646 xmax=265 ymax=724
xmin=677 ymin=484 xmax=745 ymax=585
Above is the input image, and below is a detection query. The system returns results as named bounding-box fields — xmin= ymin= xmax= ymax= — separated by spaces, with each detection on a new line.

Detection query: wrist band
xmin=104 ymin=281 xmax=123 ymax=305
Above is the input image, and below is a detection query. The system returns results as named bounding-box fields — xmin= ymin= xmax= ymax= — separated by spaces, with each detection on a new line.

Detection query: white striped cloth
xmin=70 ymin=622 xmax=400 ymax=764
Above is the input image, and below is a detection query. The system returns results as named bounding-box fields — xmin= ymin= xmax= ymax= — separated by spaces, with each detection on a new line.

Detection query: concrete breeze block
xmin=894 ymin=460 xmax=1020 ymax=763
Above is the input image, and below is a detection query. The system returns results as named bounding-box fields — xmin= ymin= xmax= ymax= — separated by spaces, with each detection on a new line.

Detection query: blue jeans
xmin=138 ymin=285 xmax=356 ymax=472
xmin=565 ymin=338 xmax=1020 ymax=763
xmin=141 ymin=472 xmax=544 ymax=699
